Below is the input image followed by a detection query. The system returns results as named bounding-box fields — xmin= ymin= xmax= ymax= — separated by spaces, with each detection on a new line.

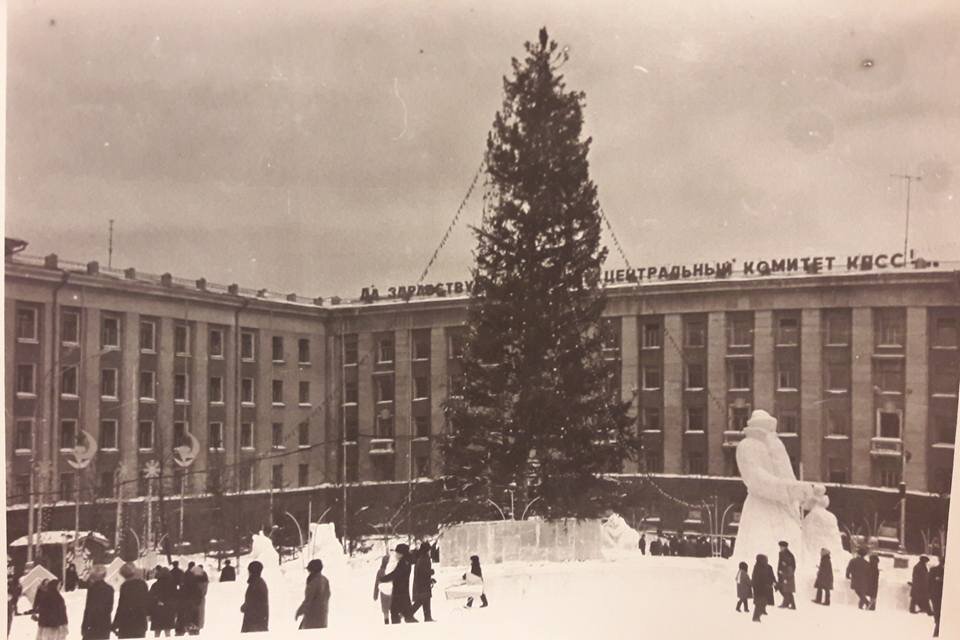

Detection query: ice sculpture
xmin=733 ymin=410 xmax=813 ymax=570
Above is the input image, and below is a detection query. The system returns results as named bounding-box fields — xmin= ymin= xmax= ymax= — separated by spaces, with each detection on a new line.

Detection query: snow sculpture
xmin=601 ymin=513 xmax=641 ymax=552
xmin=801 ymin=485 xmax=848 ymax=572
xmin=734 ymin=410 xmax=813 ymax=570
xmin=304 ymin=522 xmax=348 ymax=581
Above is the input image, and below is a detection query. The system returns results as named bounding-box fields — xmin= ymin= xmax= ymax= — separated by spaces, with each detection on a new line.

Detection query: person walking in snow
xmin=639 ymin=534 xmax=646 ymax=555
xmin=373 ymin=549 xmax=396 ymax=624
xmin=65 ymin=563 xmax=79 ymax=592
xmin=219 ymin=560 xmax=236 ymax=583
xmin=112 ymin=564 xmax=150 ymax=639
xmin=866 ymin=554 xmax=881 ymax=611
xmin=846 ymin=547 xmax=870 ymax=609
xmin=910 ymin=556 xmax=932 ymax=614
xmin=814 ymin=548 xmax=833 ymax=606
xmin=378 ymin=544 xmax=418 ymax=623
xmin=464 ymin=555 xmax=489 ymax=609
xmin=240 ymin=561 xmax=269 ymax=633
xmin=8 ymin=568 xmax=23 ymax=636
xmin=295 ymin=559 xmax=330 ymax=629
xmin=777 ymin=541 xmax=797 ymax=609
xmin=410 ymin=542 xmax=436 ymax=622
xmin=735 ymin=561 xmax=752 ymax=613
xmin=930 ymin=556 xmax=944 ymax=637
xmin=32 ymin=578 xmax=69 ymax=640
xmin=148 ymin=567 xmax=177 ymax=637
xmin=751 ymin=554 xmax=776 ymax=623
xmin=81 ymin=565 xmax=114 ymax=640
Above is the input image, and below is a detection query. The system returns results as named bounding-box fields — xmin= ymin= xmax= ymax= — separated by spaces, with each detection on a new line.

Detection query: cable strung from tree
xmin=417 ymin=159 xmax=485 ymax=285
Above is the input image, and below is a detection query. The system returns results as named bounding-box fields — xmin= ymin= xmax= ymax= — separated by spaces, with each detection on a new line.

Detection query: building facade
xmin=5 ymin=249 xmax=959 ymax=515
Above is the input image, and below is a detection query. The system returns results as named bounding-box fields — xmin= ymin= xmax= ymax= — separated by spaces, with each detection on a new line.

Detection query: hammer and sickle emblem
xmin=66 ymin=430 xmax=98 ymax=469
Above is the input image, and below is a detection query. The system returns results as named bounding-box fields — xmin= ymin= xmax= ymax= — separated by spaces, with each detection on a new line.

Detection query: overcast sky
xmin=5 ymin=0 xmax=960 ymax=299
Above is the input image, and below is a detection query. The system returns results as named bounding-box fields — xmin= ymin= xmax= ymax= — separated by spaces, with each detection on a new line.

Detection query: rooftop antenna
xmin=890 ymin=173 xmax=921 ymax=263
xmin=108 ymin=219 xmax=115 ymax=268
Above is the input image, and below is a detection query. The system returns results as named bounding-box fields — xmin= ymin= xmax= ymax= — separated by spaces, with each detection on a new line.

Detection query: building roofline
xmin=6 ymin=252 xmax=960 ymax=318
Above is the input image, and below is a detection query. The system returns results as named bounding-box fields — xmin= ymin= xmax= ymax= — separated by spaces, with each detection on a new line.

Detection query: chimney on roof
xmin=257 ymin=289 xmax=267 ymax=298
xmin=286 ymin=293 xmax=297 ymax=302
xmin=44 ymin=254 xmax=58 ymax=269
xmin=228 ymin=284 xmax=239 ymax=295
xmin=86 ymin=261 xmax=99 ymax=275
xmin=330 ymin=296 xmax=341 ymax=305
xmin=313 ymin=297 xmax=324 ymax=306
xmin=124 ymin=268 xmax=136 ymax=279
xmin=161 ymin=273 xmax=173 ymax=287
xmin=196 ymin=278 xmax=207 ymax=291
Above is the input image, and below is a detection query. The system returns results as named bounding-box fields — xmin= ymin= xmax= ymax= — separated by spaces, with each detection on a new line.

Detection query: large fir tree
xmin=442 ymin=28 xmax=638 ymax=518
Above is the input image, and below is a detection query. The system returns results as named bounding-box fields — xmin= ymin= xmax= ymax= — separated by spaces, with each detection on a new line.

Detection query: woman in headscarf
xmin=81 ymin=565 xmax=114 ymax=640
xmin=112 ymin=563 xmax=150 ymax=639
xmin=33 ymin=578 xmax=69 ymax=640
xmin=295 ymin=559 xmax=330 ymax=629
xmin=240 ymin=561 xmax=269 ymax=633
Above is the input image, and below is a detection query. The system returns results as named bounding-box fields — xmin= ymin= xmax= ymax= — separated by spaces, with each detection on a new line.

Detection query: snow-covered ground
xmin=9 ymin=553 xmax=939 ymax=640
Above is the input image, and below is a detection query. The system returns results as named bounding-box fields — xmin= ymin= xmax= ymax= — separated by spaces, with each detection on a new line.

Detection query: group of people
xmin=734 ymin=540 xmax=799 ymax=622
xmin=733 ymin=543 xmax=946 ymax=636
xmin=641 ymin=533 xmax=732 ymax=558
xmin=373 ymin=541 xmax=439 ymax=624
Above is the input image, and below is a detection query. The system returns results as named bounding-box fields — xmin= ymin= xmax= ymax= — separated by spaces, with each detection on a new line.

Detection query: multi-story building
xmin=6 ymin=244 xmax=959 ymax=517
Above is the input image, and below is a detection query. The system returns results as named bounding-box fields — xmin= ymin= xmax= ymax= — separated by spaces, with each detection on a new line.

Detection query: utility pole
xmin=891 ymin=173 xmax=922 ymax=262
xmin=108 ymin=219 xmax=114 ymax=268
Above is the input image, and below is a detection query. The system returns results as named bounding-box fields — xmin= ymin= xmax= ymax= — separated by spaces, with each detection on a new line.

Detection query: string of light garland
xmin=417 ymin=159 xmax=485 ymax=285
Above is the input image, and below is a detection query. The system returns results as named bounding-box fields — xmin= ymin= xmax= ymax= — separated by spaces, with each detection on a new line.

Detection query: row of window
xmin=637 ymin=403 xmax=957 ymax=444
xmin=12 ymin=365 xmax=319 ymax=406
xmin=600 ymin=311 xmax=960 ymax=352
xmin=340 ymin=332 xmax=464 ymax=366
xmin=15 ymin=307 xmax=960 ymax=355
xmin=13 ymin=307 xmax=314 ymax=363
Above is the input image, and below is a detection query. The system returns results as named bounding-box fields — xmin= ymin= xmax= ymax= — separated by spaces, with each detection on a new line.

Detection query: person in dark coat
xmin=814 ymin=548 xmax=833 ymax=606
xmin=169 ymin=562 xmax=183 ymax=590
xmin=175 ymin=565 xmax=195 ymax=636
xmin=148 ymin=567 xmax=177 ymax=637
xmin=735 ymin=561 xmax=752 ymax=613
xmin=866 ymin=554 xmax=880 ymax=611
xmin=81 ymin=565 xmax=115 ymax=640
xmin=464 ymin=555 xmax=489 ymax=609
xmin=751 ymin=554 xmax=776 ymax=622
xmin=910 ymin=556 xmax=932 ymax=614
xmin=65 ymin=563 xmax=79 ymax=592
xmin=8 ymin=569 xmax=23 ymax=636
xmin=113 ymin=564 xmax=151 ymax=639
xmin=410 ymin=542 xmax=436 ymax=622
xmin=33 ymin=578 xmax=69 ymax=640
xmin=777 ymin=541 xmax=797 ymax=609
xmin=240 ymin=561 xmax=269 ymax=633
xmin=639 ymin=534 xmax=646 ymax=555
xmin=930 ymin=557 xmax=944 ymax=637
xmin=295 ymin=559 xmax=330 ymax=629
xmin=378 ymin=544 xmax=418 ymax=623
xmin=846 ymin=548 xmax=870 ymax=609
xmin=219 ymin=560 xmax=236 ymax=583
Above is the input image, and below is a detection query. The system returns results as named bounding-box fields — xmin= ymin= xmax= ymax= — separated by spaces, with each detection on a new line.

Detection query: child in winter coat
xmin=814 ymin=548 xmax=834 ymax=606
xmin=736 ymin=562 xmax=752 ymax=612
xmin=464 ymin=556 xmax=488 ymax=608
